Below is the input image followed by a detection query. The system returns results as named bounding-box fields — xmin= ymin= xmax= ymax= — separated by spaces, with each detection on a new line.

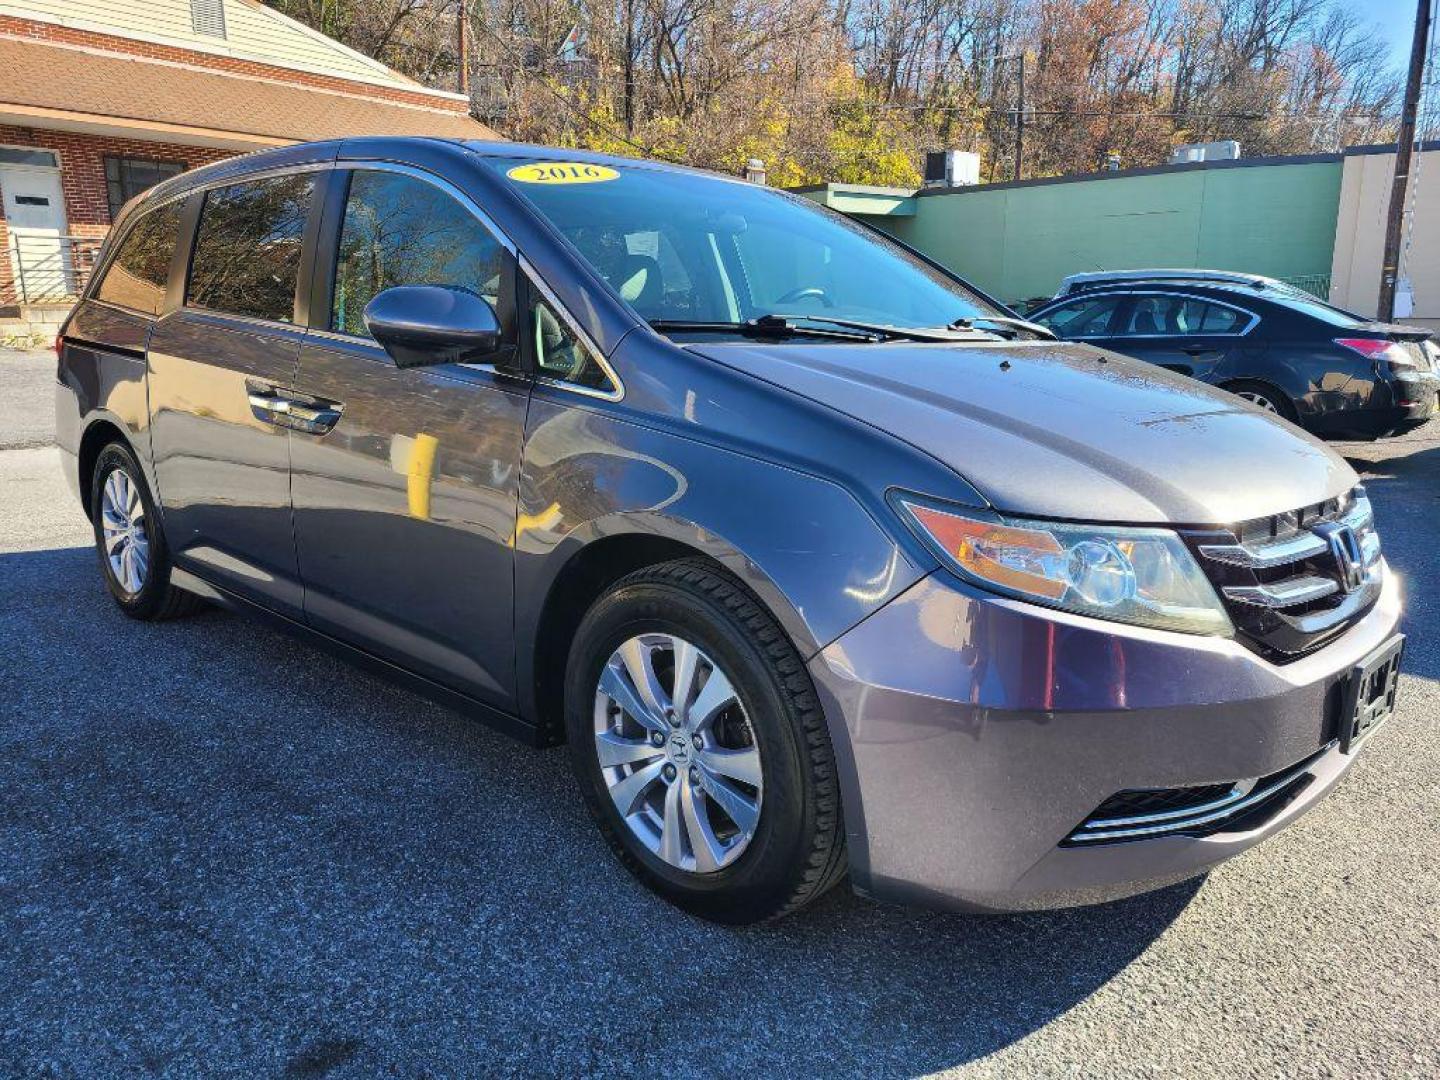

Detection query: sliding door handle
xmin=247 ymin=389 xmax=290 ymax=421
xmin=282 ymin=402 xmax=344 ymax=435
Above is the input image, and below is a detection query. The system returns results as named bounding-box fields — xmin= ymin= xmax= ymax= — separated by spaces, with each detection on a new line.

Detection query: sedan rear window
xmin=1269 ymin=294 xmax=1371 ymax=329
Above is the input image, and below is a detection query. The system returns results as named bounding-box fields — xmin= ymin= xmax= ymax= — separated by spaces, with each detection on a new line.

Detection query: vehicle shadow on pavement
xmin=0 ymin=545 xmax=1203 ymax=1077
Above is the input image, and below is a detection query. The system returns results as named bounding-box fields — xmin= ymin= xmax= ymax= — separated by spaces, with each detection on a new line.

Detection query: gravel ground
xmin=2 ymin=347 xmax=1437 ymax=1077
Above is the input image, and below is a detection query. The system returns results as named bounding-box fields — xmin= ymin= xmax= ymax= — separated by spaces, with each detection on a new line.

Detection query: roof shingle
xmin=0 ymin=37 xmax=496 ymax=144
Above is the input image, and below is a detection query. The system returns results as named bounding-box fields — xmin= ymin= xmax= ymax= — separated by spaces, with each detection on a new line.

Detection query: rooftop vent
xmin=1169 ymin=140 xmax=1240 ymax=165
xmin=191 ymin=0 xmax=227 ymax=39
xmin=924 ymin=150 xmax=980 ymax=188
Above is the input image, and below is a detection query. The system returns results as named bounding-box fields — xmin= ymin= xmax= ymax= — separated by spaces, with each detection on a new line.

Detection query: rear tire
xmin=89 ymin=442 xmax=204 ymax=621
xmin=1224 ymin=379 xmax=1298 ymax=422
xmin=565 ymin=559 xmax=847 ymax=924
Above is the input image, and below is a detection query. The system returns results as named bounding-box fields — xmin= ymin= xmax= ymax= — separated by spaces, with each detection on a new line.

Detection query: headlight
xmin=894 ymin=496 xmax=1233 ymax=636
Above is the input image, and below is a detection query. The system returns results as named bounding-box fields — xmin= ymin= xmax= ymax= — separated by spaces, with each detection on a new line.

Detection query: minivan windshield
xmin=493 ymin=157 xmax=1004 ymax=335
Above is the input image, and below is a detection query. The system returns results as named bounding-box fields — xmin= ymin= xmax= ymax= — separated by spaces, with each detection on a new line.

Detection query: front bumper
xmin=809 ymin=564 xmax=1404 ymax=912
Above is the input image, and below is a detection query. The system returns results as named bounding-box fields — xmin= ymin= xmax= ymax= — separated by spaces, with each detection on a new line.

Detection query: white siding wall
xmin=0 ymin=0 xmax=437 ymax=91
xmin=1330 ymin=148 xmax=1440 ymax=331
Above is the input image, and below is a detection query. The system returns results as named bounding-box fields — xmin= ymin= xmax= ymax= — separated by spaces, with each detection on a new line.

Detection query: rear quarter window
xmin=186 ymin=173 xmax=313 ymax=323
xmin=93 ymin=201 xmax=183 ymax=316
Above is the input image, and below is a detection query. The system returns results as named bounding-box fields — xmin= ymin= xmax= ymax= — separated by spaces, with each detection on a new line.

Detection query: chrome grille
xmin=1184 ymin=487 xmax=1382 ymax=660
xmin=1062 ymin=745 xmax=1329 ymax=845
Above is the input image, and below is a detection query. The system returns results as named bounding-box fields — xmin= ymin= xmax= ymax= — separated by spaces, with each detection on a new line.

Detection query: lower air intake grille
xmin=1061 ymin=745 xmax=1329 ymax=846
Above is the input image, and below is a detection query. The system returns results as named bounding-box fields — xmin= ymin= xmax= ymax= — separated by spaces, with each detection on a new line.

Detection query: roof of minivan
xmin=122 ymin=135 xmax=817 ymax=239
xmin=461 ymin=140 xmax=754 ymax=184
xmin=138 ymin=138 xmax=749 ymax=213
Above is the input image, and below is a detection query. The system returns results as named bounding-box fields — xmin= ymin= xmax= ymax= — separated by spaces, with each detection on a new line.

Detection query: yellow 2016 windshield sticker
xmin=507 ymin=162 xmax=619 ymax=185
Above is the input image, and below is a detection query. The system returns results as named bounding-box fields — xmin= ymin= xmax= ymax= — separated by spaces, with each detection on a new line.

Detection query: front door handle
xmin=247 ymin=384 xmax=344 ymax=435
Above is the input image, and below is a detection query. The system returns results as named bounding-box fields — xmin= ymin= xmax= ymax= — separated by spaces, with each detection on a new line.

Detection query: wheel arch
xmin=520 ymin=524 xmax=816 ymax=745
xmin=76 ymin=416 xmax=135 ymax=520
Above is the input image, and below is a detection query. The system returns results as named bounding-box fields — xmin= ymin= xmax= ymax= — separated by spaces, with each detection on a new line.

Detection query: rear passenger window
xmin=332 ymin=170 xmax=508 ymax=339
xmin=1119 ymin=296 xmax=1249 ymax=337
xmin=187 ymin=174 xmax=313 ymax=323
xmin=94 ymin=201 xmax=182 ymax=316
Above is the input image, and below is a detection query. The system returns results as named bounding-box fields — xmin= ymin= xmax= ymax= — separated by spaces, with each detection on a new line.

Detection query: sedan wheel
xmin=1236 ymin=389 xmax=1280 ymax=413
xmin=594 ymin=633 xmax=762 ymax=874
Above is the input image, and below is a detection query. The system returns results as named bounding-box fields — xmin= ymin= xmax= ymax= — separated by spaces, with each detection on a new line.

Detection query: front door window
xmin=331 ymin=169 xmax=511 ymax=342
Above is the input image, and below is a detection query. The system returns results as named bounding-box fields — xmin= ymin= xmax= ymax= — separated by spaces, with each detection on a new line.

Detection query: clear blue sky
xmin=1363 ymin=0 xmax=1420 ymax=71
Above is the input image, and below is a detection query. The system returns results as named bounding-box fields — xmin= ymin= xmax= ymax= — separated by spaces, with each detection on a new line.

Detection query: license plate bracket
xmin=1338 ymin=634 xmax=1404 ymax=753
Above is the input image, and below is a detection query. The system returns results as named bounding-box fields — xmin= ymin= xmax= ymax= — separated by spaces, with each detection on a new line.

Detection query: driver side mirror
xmin=362 ymin=285 xmax=503 ymax=369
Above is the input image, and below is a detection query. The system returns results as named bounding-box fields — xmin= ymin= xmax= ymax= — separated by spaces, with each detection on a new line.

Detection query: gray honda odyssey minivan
xmin=56 ymin=138 xmax=1404 ymax=923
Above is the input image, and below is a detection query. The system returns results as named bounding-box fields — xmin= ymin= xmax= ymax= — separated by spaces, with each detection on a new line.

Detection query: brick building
xmin=0 ymin=0 xmax=495 ymax=316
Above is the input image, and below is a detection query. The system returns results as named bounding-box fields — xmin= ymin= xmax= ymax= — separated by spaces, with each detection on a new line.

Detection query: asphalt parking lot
xmin=2 ymin=346 xmax=1437 ymax=1077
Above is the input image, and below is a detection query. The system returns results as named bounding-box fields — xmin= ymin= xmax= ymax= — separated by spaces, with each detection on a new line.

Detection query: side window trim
xmin=523 ymin=254 xmax=624 ymax=402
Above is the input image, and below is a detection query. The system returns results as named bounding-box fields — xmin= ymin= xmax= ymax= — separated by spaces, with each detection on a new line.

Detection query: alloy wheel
xmin=100 ymin=468 xmax=150 ymax=595
xmin=1236 ymin=390 xmax=1280 ymax=414
xmin=593 ymin=633 xmax=763 ymax=874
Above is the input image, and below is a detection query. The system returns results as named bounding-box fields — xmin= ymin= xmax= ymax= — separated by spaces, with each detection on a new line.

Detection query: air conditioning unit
xmin=1169 ymin=140 xmax=1241 ymax=165
xmin=924 ymin=150 xmax=981 ymax=188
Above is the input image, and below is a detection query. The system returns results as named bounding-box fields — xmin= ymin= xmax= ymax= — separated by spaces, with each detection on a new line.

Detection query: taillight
xmin=1335 ymin=337 xmax=1414 ymax=370
xmin=53 ymin=333 xmax=63 ymax=356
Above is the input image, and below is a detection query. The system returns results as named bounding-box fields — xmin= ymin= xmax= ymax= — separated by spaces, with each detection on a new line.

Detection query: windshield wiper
xmin=949 ymin=314 xmax=1056 ymax=340
xmin=650 ymin=314 xmax=998 ymax=344
xmin=649 ymin=317 xmax=882 ymax=342
xmin=765 ymin=314 xmax=1000 ymax=343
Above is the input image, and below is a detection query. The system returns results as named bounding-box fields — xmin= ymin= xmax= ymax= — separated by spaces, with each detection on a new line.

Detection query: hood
xmin=691 ymin=339 xmax=1357 ymax=525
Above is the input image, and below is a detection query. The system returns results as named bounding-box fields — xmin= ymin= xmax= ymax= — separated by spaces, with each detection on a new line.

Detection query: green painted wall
xmin=873 ymin=160 xmax=1343 ymax=306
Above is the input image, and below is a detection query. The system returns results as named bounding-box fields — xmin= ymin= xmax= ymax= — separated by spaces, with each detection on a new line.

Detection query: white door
xmin=2 ymin=165 xmax=70 ymax=301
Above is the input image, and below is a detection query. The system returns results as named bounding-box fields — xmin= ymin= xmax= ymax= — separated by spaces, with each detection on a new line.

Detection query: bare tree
xmin=266 ymin=0 xmax=1400 ymax=183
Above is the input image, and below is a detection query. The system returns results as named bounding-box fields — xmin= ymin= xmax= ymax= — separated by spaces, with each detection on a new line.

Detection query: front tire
xmin=565 ymin=559 xmax=847 ymax=924
xmin=89 ymin=442 xmax=202 ymax=620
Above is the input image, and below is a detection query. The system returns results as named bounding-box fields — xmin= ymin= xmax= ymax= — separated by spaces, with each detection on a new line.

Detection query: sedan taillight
xmin=1335 ymin=337 xmax=1415 ymax=370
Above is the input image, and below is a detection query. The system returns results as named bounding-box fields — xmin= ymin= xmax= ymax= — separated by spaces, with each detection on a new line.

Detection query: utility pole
xmin=623 ymin=0 xmax=635 ymax=133
xmin=1379 ymin=0 xmax=1432 ymax=319
xmin=456 ymin=0 xmax=470 ymax=98
xmin=1014 ymin=53 xmax=1026 ymax=182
